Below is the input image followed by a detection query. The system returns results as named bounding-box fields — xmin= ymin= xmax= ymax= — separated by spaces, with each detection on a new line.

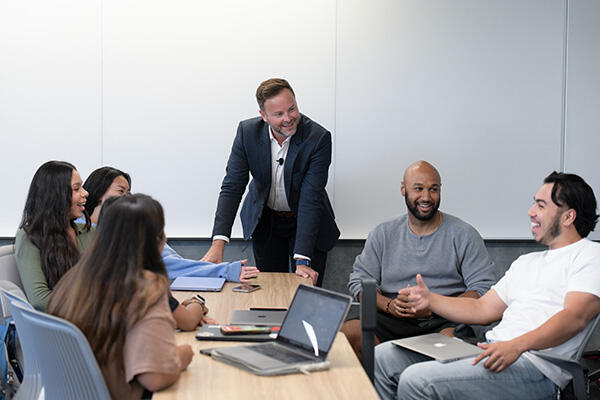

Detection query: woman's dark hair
xmin=48 ymin=194 xmax=168 ymax=368
xmin=544 ymin=171 xmax=599 ymax=238
xmin=83 ymin=166 xmax=131 ymax=216
xmin=19 ymin=160 xmax=89 ymax=288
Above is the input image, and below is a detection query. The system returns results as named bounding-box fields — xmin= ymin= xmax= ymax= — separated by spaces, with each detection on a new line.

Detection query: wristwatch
xmin=296 ymin=259 xmax=310 ymax=267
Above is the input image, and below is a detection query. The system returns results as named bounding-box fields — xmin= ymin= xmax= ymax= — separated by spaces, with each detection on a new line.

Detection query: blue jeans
xmin=374 ymin=341 xmax=557 ymax=400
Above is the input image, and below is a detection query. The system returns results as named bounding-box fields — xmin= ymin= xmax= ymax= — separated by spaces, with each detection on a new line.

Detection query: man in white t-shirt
xmin=374 ymin=171 xmax=600 ymax=400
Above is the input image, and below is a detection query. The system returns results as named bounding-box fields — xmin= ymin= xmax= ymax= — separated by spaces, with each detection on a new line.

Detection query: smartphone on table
xmin=232 ymin=284 xmax=261 ymax=293
xmin=220 ymin=325 xmax=274 ymax=335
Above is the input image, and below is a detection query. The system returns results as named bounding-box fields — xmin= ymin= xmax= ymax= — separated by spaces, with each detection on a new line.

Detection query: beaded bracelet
xmin=385 ymin=298 xmax=392 ymax=313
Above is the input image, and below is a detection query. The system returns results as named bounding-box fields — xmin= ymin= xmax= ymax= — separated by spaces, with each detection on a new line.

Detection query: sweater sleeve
xmin=455 ymin=225 xmax=497 ymax=296
xmin=15 ymin=229 xmax=51 ymax=311
xmin=348 ymin=226 xmax=384 ymax=299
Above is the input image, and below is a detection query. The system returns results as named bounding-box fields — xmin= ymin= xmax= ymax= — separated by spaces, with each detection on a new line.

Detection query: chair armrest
xmin=530 ymin=350 xmax=573 ymax=364
xmin=360 ymin=279 xmax=377 ymax=331
xmin=530 ymin=350 xmax=587 ymax=399
xmin=530 ymin=350 xmax=582 ymax=372
xmin=360 ymin=278 xmax=377 ymax=382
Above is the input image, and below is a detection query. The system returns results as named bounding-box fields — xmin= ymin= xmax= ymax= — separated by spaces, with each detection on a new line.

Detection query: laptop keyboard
xmin=251 ymin=343 xmax=313 ymax=364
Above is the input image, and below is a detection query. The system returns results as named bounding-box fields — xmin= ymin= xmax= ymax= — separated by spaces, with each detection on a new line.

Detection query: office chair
xmin=0 ymin=246 xmax=24 ymax=292
xmin=9 ymin=301 xmax=111 ymax=400
xmin=531 ymin=313 xmax=600 ymax=400
xmin=360 ymin=278 xmax=377 ymax=382
xmin=1 ymin=288 xmax=42 ymax=400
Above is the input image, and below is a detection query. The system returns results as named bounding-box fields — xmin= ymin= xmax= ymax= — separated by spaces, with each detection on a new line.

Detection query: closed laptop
xmin=170 ymin=276 xmax=225 ymax=292
xmin=392 ymin=333 xmax=482 ymax=363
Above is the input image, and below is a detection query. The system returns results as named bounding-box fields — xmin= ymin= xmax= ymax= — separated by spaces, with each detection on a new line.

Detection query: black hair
xmin=93 ymin=193 xmax=166 ymax=276
xmin=544 ymin=171 xmax=598 ymax=238
xmin=48 ymin=193 xmax=167 ymax=369
xmin=83 ymin=166 xmax=131 ymax=216
xmin=19 ymin=160 xmax=89 ymax=288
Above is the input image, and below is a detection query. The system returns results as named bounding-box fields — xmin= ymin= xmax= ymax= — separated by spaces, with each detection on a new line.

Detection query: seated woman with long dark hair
xmin=15 ymin=160 xmax=94 ymax=310
xmin=47 ymin=194 xmax=193 ymax=399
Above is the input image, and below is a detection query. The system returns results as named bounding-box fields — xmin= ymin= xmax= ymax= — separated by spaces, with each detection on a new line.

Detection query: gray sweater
xmin=348 ymin=213 xmax=496 ymax=299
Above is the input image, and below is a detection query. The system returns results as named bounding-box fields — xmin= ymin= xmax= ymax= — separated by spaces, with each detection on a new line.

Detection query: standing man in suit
xmin=202 ymin=78 xmax=339 ymax=286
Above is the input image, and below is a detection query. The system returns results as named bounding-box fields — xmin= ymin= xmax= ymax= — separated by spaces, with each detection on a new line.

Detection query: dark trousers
xmin=375 ymin=311 xmax=457 ymax=343
xmin=252 ymin=207 xmax=327 ymax=286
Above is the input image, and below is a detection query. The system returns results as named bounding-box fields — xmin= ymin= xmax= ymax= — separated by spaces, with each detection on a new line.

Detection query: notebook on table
xmin=207 ymin=284 xmax=352 ymax=376
xmin=169 ymin=277 xmax=226 ymax=292
xmin=392 ymin=333 xmax=482 ymax=363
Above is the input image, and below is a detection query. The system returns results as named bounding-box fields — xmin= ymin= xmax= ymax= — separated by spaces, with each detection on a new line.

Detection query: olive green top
xmin=15 ymin=223 xmax=95 ymax=311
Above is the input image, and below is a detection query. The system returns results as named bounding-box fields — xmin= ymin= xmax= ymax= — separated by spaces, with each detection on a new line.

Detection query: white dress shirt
xmin=266 ymin=128 xmax=292 ymax=211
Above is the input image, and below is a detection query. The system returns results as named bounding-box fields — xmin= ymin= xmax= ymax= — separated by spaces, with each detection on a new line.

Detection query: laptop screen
xmin=277 ymin=285 xmax=351 ymax=359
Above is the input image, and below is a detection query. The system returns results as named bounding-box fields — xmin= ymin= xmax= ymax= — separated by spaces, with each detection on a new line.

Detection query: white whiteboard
xmin=1 ymin=0 xmax=598 ymax=240
xmin=0 ymin=0 xmax=102 ymax=235
xmin=564 ymin=0 xmax=600 ymax=240
xmin=100 ymin=0 xmax=336 ymax=237
xmin=334 ymin=0 xmax=565 ymax=239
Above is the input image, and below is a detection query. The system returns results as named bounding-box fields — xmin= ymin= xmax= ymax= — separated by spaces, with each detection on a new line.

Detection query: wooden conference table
xmin=155 ymin=273 xmax=378 ymax=400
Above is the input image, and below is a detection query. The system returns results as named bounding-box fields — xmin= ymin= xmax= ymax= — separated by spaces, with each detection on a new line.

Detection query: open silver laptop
xmin=392 ymin=333 xmax=482 ymax=363
xmin=209 ymin=284 xmax=352 ymax=375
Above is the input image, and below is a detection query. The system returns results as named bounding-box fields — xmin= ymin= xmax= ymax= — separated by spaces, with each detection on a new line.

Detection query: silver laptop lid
xmin=276 ymin=285 xmax=352 ymax=361
xmin=170 ymin=276 xmax=226 ymax=291
xmin=393 ymin=333 xmax=482 ymax=363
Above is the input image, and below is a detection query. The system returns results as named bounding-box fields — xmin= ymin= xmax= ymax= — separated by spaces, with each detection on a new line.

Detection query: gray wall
xmin=0 ymin=236 xmax=544 ymax=296
xmin=165 ymin=238 xmax=545 ymax=296
xmin=165 ymin=238 xmax=545 ymax=321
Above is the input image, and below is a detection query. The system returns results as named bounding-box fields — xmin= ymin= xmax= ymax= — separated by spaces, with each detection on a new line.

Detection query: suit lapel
xmin=284 ymin=115 xmax=305 ymax=200
xmin=259 ymin=122 xmax=272 ymax=185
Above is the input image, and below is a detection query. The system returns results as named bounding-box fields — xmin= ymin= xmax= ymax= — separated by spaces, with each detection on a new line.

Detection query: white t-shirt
xmin=487 ymin=238 xmax=600 ymax=388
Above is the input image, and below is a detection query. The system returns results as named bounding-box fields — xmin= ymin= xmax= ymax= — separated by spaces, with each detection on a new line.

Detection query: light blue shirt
xmin=161 ymin=243 xmax=243 ymax=282
xmin=75 ymin=216 xmax=243 ymax=282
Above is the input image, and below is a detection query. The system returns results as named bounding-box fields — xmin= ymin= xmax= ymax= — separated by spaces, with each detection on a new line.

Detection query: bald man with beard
xmin=341 ymin=161 xmax=496 ymax=359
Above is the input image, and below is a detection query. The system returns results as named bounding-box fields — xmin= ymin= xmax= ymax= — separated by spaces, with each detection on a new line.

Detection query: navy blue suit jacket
xmin=211 ymin=114 xmax=340 ymax=258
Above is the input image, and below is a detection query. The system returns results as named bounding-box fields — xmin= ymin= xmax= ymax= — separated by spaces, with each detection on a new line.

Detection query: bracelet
xmin=194 ymin=294 xmax=206 ymax=304
xmin=385 ymin=298 xmax=392 ymax=313
xmin=189 ymin=297 xmax=205 ymax=309
xmin=189 ymin=298 xmax=204 ymax=306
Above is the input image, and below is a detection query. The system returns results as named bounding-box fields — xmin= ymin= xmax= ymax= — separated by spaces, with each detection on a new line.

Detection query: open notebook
xmin=208 ymin=284 xmax=352 ymax=375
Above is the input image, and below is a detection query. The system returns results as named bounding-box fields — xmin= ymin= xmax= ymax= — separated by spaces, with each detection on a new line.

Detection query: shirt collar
xmin=269 ymin=126 xmax=292 ymax=146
